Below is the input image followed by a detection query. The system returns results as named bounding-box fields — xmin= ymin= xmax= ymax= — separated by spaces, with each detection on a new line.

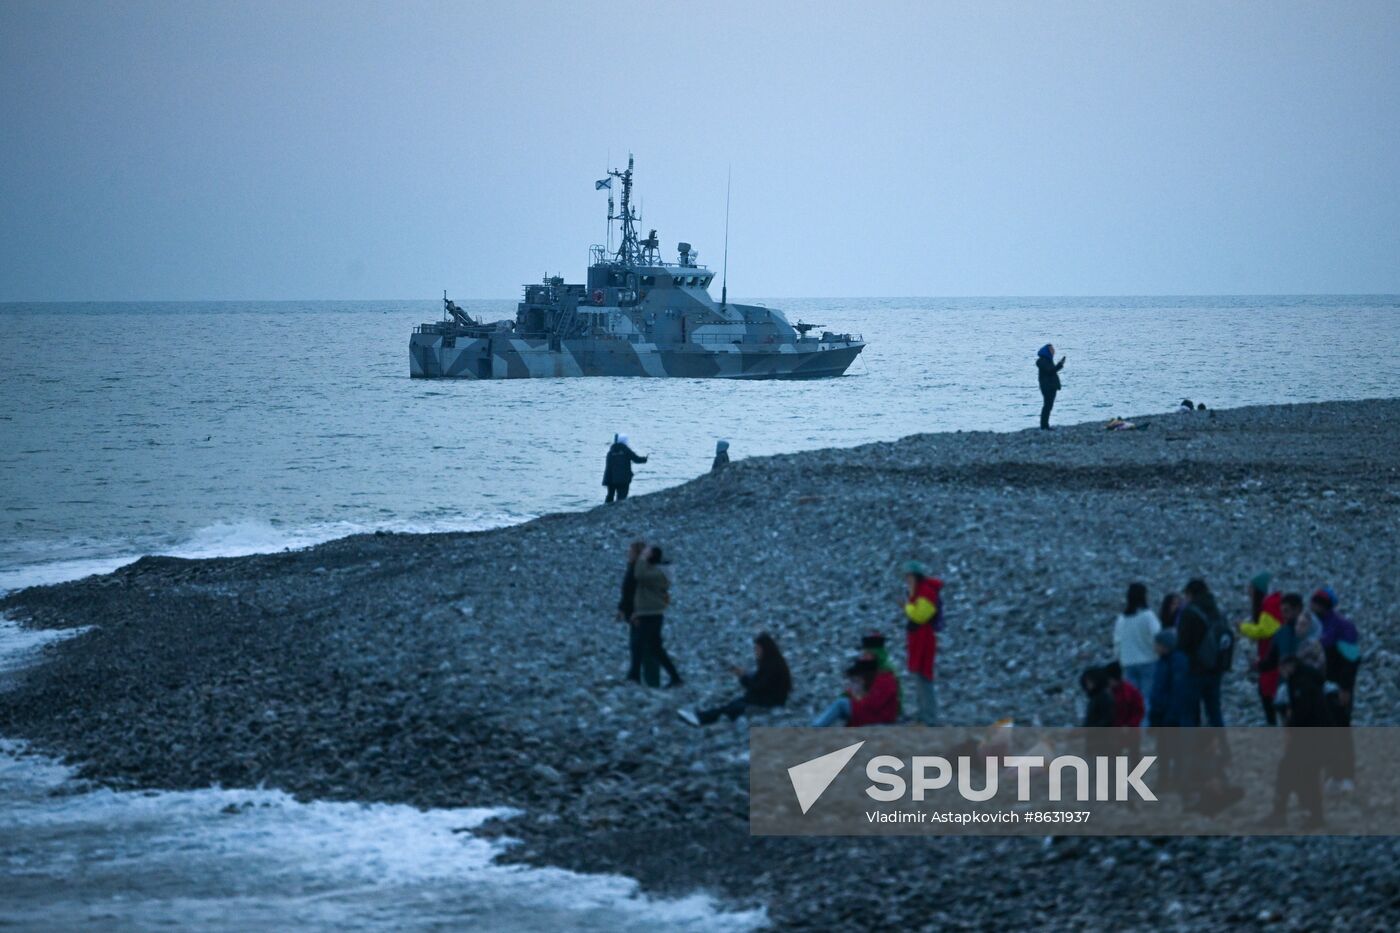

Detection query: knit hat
xmin=616 ymin=434 xmax=629 ymax=446
xmin=1250 ymin=572 xmax=1271 ymax=593
xmin=901 ymin=560 xmax=929 ymax=577
xmin=860 ymin=632 xmax=886 ymax=650
xmin=1154 ymin=629 xmax=1178 ymax=650
xmin=1037 ymin=344 xmax=1054 ymax=359
xmin=1311 ymin=587 xmax=1337 ymax=609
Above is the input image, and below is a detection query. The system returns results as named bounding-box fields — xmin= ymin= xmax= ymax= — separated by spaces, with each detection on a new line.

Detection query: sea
xmin=2 ymin=295 xmax=1399 ymax=927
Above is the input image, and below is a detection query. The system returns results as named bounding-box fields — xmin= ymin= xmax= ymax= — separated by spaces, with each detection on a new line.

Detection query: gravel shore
xmin=4 ymin=399 xmax=1400 ymax=930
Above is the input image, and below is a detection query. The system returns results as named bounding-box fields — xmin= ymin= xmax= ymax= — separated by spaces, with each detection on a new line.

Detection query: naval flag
xmin=595 ymin=178 xmax=612 ymax=190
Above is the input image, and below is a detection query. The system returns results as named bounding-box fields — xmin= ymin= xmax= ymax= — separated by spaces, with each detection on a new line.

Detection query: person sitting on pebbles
xmin=811 ymin=655 xmax=898 ymax=727
xmin=677 ymin=633 xmax=791 ymax=727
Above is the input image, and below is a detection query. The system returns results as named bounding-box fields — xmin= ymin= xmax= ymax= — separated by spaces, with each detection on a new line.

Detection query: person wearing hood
xmin=1238 ymin=573 xmax=1284 ymax=724
xmin=1312 ymin=587 xmax=1360 ymax=792
xmin=902 ymin=561 xmax=942 ymax=725
xmin=603 ymin=434 xmax=648 ymax=503
xmin=1035 ymin=344 xmax=1066 ymax=430
xmin=711 ymin=440 xmax=730 ymax=472
xmin=678 ymin=633 xmax=791 ymax=726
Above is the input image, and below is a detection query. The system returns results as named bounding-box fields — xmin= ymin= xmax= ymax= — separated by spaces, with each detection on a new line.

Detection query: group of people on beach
xmin=1096 ymin=574 xmax=1363 ymax=826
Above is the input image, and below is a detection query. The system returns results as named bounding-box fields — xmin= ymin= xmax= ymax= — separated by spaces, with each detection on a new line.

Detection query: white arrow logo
xmin=787 ymin=741 xmax=865 ymax=814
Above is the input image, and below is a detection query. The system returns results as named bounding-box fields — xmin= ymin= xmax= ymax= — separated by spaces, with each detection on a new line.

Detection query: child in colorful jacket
xmin=902 ymin=561 xmax=942 ymax=726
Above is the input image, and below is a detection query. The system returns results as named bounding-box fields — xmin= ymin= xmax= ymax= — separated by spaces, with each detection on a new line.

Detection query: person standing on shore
xmin=631 ymin=545 xmax=682 ymax=688
xmin=1112 ymin=582 xmax=1161 ymax=697
xmin=901 ymin=561 xmax=942 ymax=726
xmin=711 ymin=440 xmax=729 ymax=472
xmin=1036 ymin=344 xmax=1066 ymax=430
xmin=603 ymin=434 xmax=647 ymax=503
xmin=1312 ymin=587 xmax=1360 ymax=792
xmin=677 ymin=633 xmax=791 ymax=726
xmin=617 ymin=539 xmax=646 ymax=683
xmin=1176 ymin=578 xmax=1231 ymax=726
xmin=1238 ymin=573 xmax=1284 ymax=724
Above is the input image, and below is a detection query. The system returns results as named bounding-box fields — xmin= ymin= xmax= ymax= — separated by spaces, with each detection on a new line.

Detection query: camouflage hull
xmin=409 ymin=333 xmax=864 ymax=379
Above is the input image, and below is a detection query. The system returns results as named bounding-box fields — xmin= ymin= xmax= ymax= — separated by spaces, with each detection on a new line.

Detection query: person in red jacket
xmin=811 ymin=655 xmax=898 ymax=727
xmin=902 ymin=561 xmax=942 ymax=725
xmin=1104 ymin=662 xmax=1145 ymax=726
xmin=1238 ymin=572 xmax=1283 ymax=724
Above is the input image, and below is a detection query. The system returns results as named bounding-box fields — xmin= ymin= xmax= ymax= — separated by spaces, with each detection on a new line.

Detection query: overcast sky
xmin=2 ymin=0 xmax=1397 ymax=300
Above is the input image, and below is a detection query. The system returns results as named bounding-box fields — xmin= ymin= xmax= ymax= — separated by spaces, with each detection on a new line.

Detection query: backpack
xmin=1194 ymin=607 xmax=1236 ymax=673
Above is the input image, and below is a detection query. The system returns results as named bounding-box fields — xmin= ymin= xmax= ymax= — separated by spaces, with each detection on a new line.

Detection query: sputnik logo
xmin=787 ymin=741 xmax=865 ymax=814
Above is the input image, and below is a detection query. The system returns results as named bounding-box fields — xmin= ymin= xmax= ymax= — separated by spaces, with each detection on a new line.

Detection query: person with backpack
xmin=617 ymin=539 xmax=646 ymax=682
xmin=677 ymin=633 xmax=791 ymax=726
xmin=1035 ymin=344 xmax=1067 ymax=430
xmin=1112 ymin=582 xmax=1161 ymax=697
xmin=1238 ymin=573 xmax=1284 ymax=724
xmin=1176 ymin=578 xmax=1233 ymax=726
xmin=603 ymin=434 xmax=648 ymax=503
xmin=901 ymin=561 xmax=942 ymax=725
xmin=631 ymin=545 xmax=682 ymax=688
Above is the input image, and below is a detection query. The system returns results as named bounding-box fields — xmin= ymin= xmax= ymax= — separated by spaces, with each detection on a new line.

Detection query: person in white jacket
xmin=1113 ymin=582 xmax=1161 ymax=697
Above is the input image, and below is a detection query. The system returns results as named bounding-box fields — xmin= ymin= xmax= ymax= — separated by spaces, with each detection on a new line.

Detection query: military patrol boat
xmin=410 ymin=158 xmax=864 ymax=379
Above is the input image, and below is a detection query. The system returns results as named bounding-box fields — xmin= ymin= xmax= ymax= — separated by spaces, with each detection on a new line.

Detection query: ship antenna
xmin=721 ymin=165 xmax=731 ymax=311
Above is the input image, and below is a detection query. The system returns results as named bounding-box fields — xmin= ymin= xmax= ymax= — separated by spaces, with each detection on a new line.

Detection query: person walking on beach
xmin=901 ymin=561 xmax=942 ymax=725
xmin=811 ymin=655 xmax=899 ymax=727
xmin=1238 ymin=573 xmax=1284 ymax=724
xmin=1176 ymin=578 xmax=1232 ymax=726
xmin=631 ymin=545 xmax=682 ymax=688
xmin=677 ymin=633 xmax=791 ymax=726
xmin=1113 ymin=582 xmax=1161 ymax=697
xmin=1269 ymin=640 xmax=1332 ymax=829
xmin=1036 ymin=343 xmax=1066 ymax=430
xmin=617 ymin=539 xmax=646 ymax=683
xmin=711 ymin=440 xmax=730 ymax=472
xmin=603 ymin=434 xmax=647 ymax=503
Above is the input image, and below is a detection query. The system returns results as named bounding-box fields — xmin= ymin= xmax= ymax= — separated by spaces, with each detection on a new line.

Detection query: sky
xmin=1 ymin=0 xmax=1397 ymax=300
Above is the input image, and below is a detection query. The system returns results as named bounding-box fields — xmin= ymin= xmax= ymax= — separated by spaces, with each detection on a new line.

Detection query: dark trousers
xmin=1326 ymin=694 xmax=1355 ymax=781
xmin=698 ymin=695 xmax=749 ymax=725
xmin=1274 ymin=737 xmax=1324 ymax=819
xmin=634 ymin=614 xmax=679 ymax=686
xmin=1190 ymin=671 xmax=1224 ymax=726
xmin=1260 ymin=692 xmax=1277 ymax=726
xmin=625 ymin=620 xmax=643 ymax=681
xmin=1039 ymin=389 xmax=1057 ymax=429
xmin=605 ymin=483 xmax=630 ymax=503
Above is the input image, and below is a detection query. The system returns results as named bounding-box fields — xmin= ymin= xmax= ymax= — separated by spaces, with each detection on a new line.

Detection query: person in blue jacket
xmin=1149 ymin=629 xmax=1192 ymax=791
xmin=1036 ymin=344 xmax=1067 ymax=430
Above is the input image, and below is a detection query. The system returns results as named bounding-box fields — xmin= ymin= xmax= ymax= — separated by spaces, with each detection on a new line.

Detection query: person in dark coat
xmin=677 ymin=633 xmax=792 ymax=726
xmin=1036 ymin=344 xmax=1066 ymax=430
xmin=617 ymin=539 xmax=646 ymax=682
xmin=1270 ymin=641 xmax=1333 ymax=829
xmin=603 ymin=434 xmax=647 ymax=502
xmin=1176 ymin=578 xmax=1228 ymax=726
xmin=711 ymin=440 xmax=730 ymax=472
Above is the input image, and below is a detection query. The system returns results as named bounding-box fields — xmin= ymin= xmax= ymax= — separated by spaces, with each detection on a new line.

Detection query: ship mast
xmin=608 ymin=155 xmax=640 ymax=265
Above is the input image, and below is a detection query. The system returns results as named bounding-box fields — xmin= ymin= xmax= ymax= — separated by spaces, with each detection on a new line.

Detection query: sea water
xmin=3 ymin=296 xmax=1397 ymax=590
xmin=2 ymin=296 xmax=1398 ymax=927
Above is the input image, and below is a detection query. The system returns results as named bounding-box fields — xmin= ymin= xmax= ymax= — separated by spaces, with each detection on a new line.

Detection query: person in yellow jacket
xmin=1238 ymin=572 xmax=1283 ymax=724
xmin=901 ymin=561 xmax=942 ymax=726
